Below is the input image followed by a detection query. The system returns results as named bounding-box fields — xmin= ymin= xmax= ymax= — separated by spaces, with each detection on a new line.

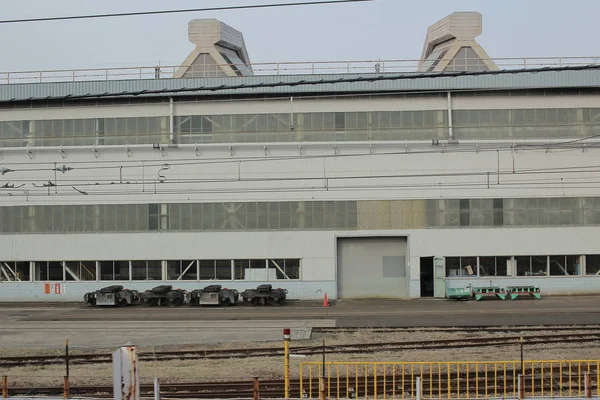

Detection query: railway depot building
xmin=1 ymin=13 xmax=600 ymax=301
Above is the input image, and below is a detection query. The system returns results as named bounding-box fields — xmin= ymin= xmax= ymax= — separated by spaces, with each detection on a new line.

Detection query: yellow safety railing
xmin=299 ymin=360 xmax=600 ymax=399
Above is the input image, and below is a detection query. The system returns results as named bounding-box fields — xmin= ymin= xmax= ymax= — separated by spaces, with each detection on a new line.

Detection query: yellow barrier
xmin=299 ymin=360 xmax=600 ymax=399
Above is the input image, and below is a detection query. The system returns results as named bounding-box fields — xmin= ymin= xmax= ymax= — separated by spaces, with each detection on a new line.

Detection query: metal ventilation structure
xmin=418 ymin=12 xmax=498 ymax=73
xmin=174 ymin=19 xmax=254 ymax=78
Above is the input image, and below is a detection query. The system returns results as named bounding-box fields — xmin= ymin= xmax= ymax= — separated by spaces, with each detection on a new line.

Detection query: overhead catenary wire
xmin=1 ymin=135 xmax=600 ymax=196
xmin=3 ymin=160 xmax=600 ymax=197
xmin=2 ymin=133 xmax=600 ymax=170
xmin=0 ymin=0 xmax=373 ymax=25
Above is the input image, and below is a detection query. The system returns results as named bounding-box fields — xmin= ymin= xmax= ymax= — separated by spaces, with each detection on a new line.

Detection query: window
xmin=515 ymin=256 xmax=531 ymax=276
xmin=270 ymin=259 xmax=301 ymax=280
xmin=149 ymin=204 xmax=160 ymax=230
xmin=532 ymin=256 xmax=548 ymax=276
xmin=65 ymin=261 xmax=97 ymax=281
xmin=586 ymin=255 xmax=600 ymax=275
xmin=216 ymin=260 xmax=232 ymax=280
xmin=493 ymin=199 xmax=504 ymax=226
xmin=445 ymin=257 xmax=476 ymax=277
xmin=0 ymin=261 xmax=30 ymax=281
xmin=459 ymin=199 xmax=470 ymax=226
xmin=197 ymin=260 xmax=232 ymax=279
xmin=334 ymin=112 xmax=345 ymax=131
xmin=131 ymin=260 xmax=161 ymax=281
xmin=99 ymin=261 xmax=130 ymax=281
xmin=199 ymin=260 xmax=216 ymax=280
xmin=516 ymin=256 xmax=547 ymax=276
xmin=34 ymin=261 xmax=63 ymax=281
xmin=478 ymin=256 xmax=510 ymax=276
xmin=167 ymin=260 xmax=197 ymax=280
xmin=549 ymin=255 xmax=582 ymax=276
xmin=234 ymin=259 xmax=249 ymax=280
xmin=233 ymin=259 xmax=280 ymax=280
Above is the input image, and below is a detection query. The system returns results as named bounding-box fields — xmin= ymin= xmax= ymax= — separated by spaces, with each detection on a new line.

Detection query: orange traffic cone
xmin=323 ymin=293 xmax=329 ymax=307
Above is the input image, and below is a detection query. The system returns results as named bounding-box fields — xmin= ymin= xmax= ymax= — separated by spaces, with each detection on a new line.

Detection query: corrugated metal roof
xmin=0 ymin=66 xmax=599 ymax=103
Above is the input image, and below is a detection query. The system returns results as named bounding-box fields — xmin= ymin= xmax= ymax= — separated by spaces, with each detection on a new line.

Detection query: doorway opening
xmin=420 ymin=257 xmax=434 ymax=297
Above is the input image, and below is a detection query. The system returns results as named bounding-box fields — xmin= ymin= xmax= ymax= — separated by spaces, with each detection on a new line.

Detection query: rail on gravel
xmin=1 ymin=330 xmax=600 ymax=368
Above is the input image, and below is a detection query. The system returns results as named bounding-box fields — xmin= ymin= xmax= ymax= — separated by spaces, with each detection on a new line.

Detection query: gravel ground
xmin=2 ymin=329 xmax=599 ymax=389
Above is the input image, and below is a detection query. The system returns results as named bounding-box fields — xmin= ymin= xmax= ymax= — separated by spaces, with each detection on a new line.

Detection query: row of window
xmin=427 ymin=198 xmax=600 ymax=227
xmin=2 ymin=197 xmax=600 ymax=234
xmin=1 ymin=107 xmax=599 ymax=147
xmin=445 ymin=255 xmax=600 ymax=277
xmin=0 ymin=259 xmax=301 ymax=282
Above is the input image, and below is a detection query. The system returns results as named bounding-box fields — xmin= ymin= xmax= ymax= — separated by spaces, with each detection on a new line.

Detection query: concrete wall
xmin=3 ymin=225 xmax=600 ymax=301
xmin=2 ymin=93 xmax=600 ymax=302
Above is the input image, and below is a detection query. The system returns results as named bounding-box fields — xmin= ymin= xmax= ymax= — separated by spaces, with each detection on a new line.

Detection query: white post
xmin=447 ymin=92 xmax=453 ymax=139
xmin=416 ymin=376 xmax=421 ymax=400
xmin=154 ymin=377 xmax=160 ymax=400
xmin=113 ymin=345 xmax=140 ymax=400
xmin=169 ymin=97 xmax=174 ymax=144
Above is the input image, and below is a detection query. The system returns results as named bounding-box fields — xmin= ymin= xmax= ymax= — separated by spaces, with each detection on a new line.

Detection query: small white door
xmin=433 ymin=257 xmax=446 ymax=298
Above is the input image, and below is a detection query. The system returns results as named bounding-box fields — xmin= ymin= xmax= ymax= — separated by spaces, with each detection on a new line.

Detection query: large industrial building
xmin=0 ymin=12 xmax=599 ymax=301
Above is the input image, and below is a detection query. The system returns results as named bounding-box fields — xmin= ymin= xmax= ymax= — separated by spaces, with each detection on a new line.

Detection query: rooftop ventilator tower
xmin=418 ymin=12 xmax=498 ymax=73
xmin=174 ymin=19 xmax=254 ymax=78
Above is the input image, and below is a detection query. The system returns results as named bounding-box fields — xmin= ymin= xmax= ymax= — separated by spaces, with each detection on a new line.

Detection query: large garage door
xmin=337 ymin=237 xmax=407 ymax=298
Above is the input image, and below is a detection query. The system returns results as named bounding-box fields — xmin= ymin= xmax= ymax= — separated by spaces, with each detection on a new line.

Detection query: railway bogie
xmin=188 ymin=285 xmax=239 ymax=306
xmin=83 ymin=284 xmax=287 ymax=307
xmin=83 ymin=285 xmax=140 ymax=307
xmin=242 ymin=284 xmax=287 ymax=306
xmin=140 ymin=285 xmax=186 ymax=307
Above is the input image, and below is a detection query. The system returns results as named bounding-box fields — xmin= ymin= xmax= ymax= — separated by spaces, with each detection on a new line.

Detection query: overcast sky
xmin=1 ymin=0 xmax=597 ymax=72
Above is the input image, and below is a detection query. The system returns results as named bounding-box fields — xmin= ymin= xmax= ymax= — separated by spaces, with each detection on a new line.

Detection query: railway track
xmin=1 ymin=331 xmax=600 ymax=368
xmin=314 ymin=325 xmax=600 ymax=334
xmin=4 ymin=373 xmax=597 ymax=399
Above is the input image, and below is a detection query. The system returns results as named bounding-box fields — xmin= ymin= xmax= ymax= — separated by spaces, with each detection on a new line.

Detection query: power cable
xmin=0 ymin=0 xmax=373 ymax=25
xmin=4 ymin=161 xmax=600 ymax=191
xmin=2 ymin=133 xmax=600 ymax=170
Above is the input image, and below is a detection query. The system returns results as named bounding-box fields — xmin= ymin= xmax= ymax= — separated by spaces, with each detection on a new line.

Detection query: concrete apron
xmin=0 ymin=319 xmax=335 ymax=348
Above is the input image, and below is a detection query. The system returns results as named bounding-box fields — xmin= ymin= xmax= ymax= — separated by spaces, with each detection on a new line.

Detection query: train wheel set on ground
xmin=83 ymin=284 xmax=287 ymax=307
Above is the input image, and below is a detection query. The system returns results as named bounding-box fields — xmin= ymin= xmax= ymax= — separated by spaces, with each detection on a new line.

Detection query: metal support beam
xmin=0 ymin=264 xmax=12 ymax=281
xmin=64 ymin=263 xmax=80 ymax=281
xmin=177 ymin=260 xmax=196 ymax=281
xmin=2 ymin=262 xmax=18 ymax=281
xmin=270 ymin=260 xmax=290 ymax=280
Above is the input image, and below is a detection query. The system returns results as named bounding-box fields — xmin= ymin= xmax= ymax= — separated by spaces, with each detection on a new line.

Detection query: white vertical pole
xmin=113 ymin=346 xmax=140 ymax=400
xmin=416 ymin=376 xmax=421 ymax=400
xmin=447 ymin=92 xmax=453 ymax=139
xmin=169 ymin=97 xmax=174 ymax=144
xmin=154 ymin=377 xmax=160 ymax=400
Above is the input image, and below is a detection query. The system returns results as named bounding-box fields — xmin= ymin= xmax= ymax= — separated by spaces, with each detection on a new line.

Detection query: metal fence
xmin=1 ymin=56 xmax=599 ymax=84
xmin=299 ymin=360 xmax=600 ymax=399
